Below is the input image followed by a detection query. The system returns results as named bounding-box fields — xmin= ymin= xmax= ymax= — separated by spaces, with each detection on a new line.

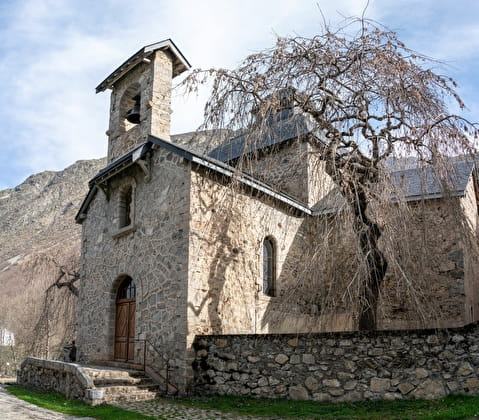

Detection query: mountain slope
xmin=0 ymin=158 xmax=105 ymax=357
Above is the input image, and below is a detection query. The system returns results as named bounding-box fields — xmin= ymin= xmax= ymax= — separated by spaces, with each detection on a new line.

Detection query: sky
xmin=1 ymin=0 xmax=479 ymax=190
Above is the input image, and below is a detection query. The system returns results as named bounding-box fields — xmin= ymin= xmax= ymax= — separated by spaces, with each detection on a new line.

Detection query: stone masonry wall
xmin=245 ymin=141 xmax=309 ymax=203
xmin=18 ymin=357 xmax=93 ymax=401
xmin=107 ymin=49 xmax=173 ymax=163
xmin=377 ymin=195 xmax=468 ymax=330
xmin=77 ymin=147 xmax=191 ymax=390
xmin=193 ymin=323 xmax=479 ymax=402
xmin=461 ymin=177 xmax=479 ymax=323
xmin=188 ymin=164 xmax=474 ymax=339
xmin=244 ymin=141 xmax=335 ymax=207
xmin=187 ymin=168 xmax=347 ymax=337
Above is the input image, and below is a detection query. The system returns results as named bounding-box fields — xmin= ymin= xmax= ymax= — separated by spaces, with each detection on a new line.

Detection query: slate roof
xmin=96 ymin=39 xmax=191 ymax=93
xmin=75 ymin=136 xmax=313 ymax=223
xmin=390 ymin=159 xmax=475 ymax=202
xmin=208 ymin=108 xmax=319 ymax=162
xmin=311 ymin=159 xmax=476 ymax=215
xmin=76 ymin=124 xmax=476 ymax=223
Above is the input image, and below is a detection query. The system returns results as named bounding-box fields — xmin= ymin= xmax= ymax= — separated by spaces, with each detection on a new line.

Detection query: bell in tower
xmin=126 ymin=95 xmax=141 ymax=124
xmin=96 ymin=39 xmax=191 ymax=163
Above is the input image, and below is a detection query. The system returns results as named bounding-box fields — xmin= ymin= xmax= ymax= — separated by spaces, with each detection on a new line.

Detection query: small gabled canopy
xmin=96 ymin=39 xmax=191 ymax=93
xmin=75 ymin=142 xmax=152 ymax=223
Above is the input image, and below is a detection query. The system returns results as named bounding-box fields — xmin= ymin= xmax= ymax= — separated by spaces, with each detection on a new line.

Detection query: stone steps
xmin=82 ymin=364 xmax=162 ymax=403
xmin=90 ymin=360 xmax=144 ymax=371
xmin=93 ymin=376 xmax=152 ymax=386
xmin=92 ymin=375 xmax=155 ymax=386
xmin=101 ymin=385 xmax=162 ymax=403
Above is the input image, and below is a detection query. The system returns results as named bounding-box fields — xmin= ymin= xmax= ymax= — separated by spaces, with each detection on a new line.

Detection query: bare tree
xmin=4 ymin=247 xmax=80 ymax=360
xmin=29 ymin=255 xmax=79 ymax=358
xmin=184 ymin=18 xmax=477 ymax=330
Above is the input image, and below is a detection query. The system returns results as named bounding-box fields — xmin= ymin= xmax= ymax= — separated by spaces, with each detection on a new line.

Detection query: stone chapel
xmin=75 ymin=40 xmax=479 ymax=390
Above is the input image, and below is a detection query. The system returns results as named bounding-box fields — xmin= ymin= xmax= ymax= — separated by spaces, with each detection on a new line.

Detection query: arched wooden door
xmin=114 ymin=276 xmax=136 ymax=361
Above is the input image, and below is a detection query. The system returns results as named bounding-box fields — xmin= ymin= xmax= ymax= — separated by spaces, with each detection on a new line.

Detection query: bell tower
xmin=96 ymin=40 xmax=191 ymax=163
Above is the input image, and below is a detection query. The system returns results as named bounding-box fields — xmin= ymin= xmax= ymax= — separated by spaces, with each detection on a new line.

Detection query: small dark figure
xmin=69 ymin=340 xmax=77 ymax=362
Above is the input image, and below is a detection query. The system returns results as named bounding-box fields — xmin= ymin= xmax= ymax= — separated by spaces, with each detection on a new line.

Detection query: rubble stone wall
xmin=377 ymin=195 xmax=468 ymax=330
xmin=187 ymin=168 xmax=351 ymax=338
xmin=188 ymin=165 xmax=474 ymax=338
xmin=461 ymin=177 xmax=479 ymax=323
xmin=246 ymin=141 xmax=309 ymax=203
xmin=245 ymin=141 xmax=335 ymax=207
xmin=18 ymin=357 xmax=93 ymax=401
xmin=193 ymin=323 xmax=479 ymax=402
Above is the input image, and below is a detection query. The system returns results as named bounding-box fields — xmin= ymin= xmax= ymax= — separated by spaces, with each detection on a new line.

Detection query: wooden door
xmin=114 ymin=277 xmax=136 ymax=361
xmin=127 ymin=301 xmax=135 ymax=360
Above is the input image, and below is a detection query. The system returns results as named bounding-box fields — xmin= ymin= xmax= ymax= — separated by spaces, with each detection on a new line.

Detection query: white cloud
xmin=0 ymin=0 xmax=478 ymax=188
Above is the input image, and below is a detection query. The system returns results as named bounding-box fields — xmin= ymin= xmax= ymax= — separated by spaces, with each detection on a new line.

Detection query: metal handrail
xmin=133 ymin=338 xmax=178 ymax=393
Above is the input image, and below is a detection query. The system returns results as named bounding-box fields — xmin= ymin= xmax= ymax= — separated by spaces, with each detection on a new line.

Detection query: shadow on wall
xmin=186 ymin=163 xmax=476 ymax=337
xmin=260 ymin=189 xmax=473 ymax=333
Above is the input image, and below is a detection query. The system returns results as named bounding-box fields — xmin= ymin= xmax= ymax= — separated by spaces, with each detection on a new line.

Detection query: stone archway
xmin=114 ymin=276 xmax=136 ymax=361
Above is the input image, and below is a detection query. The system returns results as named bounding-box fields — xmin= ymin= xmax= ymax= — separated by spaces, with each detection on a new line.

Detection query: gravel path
xmin=0 ymin=385 xmax=94 ymax=420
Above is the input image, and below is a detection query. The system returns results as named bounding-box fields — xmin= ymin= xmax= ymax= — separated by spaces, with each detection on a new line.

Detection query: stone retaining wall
xmin=17 ymin=357 xmax=93 ymax=401
xmin=192 ymin=323 xmax=479 ymax=401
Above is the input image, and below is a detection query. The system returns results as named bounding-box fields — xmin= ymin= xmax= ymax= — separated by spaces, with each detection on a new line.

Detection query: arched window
xmin=263 ymin=237 xmax=276 ymax=297
xmin=119 ymin=185 xmax=133 ymax=228
xmin=117 ymin=276 xmax=136 ymax=300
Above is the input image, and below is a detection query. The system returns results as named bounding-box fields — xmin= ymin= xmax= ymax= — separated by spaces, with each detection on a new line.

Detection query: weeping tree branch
xmin=26 ymin=255 xmax=79 ymax=358
xmin=47 ymin=263 xmax=79 ymax=297
xmin=182 ymin=16 xmax=478 ymax=330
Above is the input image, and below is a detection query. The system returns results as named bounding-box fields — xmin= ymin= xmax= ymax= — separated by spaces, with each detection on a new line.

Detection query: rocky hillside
xmin=0 ymin=159 xmax=105 ymax=261
xmin=0 ymin=129 xmax=228 ymax=277
xmin=0 ymin=158 xmax=105 ymax=355
xmin=0 ymin=130 xmax=229 ymax=358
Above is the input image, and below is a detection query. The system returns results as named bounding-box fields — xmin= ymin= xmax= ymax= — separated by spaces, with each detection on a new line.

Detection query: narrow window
xmin=119 ymin=185 xmax=133 ymax=228
xmin=263 ymin=237 xmax=275 ymax=296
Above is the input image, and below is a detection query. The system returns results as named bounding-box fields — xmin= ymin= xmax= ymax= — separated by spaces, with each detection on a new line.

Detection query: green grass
xmin=7 ymin=384 xmax=479 ymax=419
xmin=169 ymin=393 xmax=479 ymax=419
xmin=6 ymin=385 xmax=157 ymax=420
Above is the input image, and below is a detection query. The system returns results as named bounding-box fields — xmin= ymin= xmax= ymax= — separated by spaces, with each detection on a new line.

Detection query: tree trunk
xmin=323 ymin=156 xmax=388 ymax=330
xmin=349 ymin=188 xmax=388 ymax=330
xmin=356 ymin=224 xmax=388 ymax=329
